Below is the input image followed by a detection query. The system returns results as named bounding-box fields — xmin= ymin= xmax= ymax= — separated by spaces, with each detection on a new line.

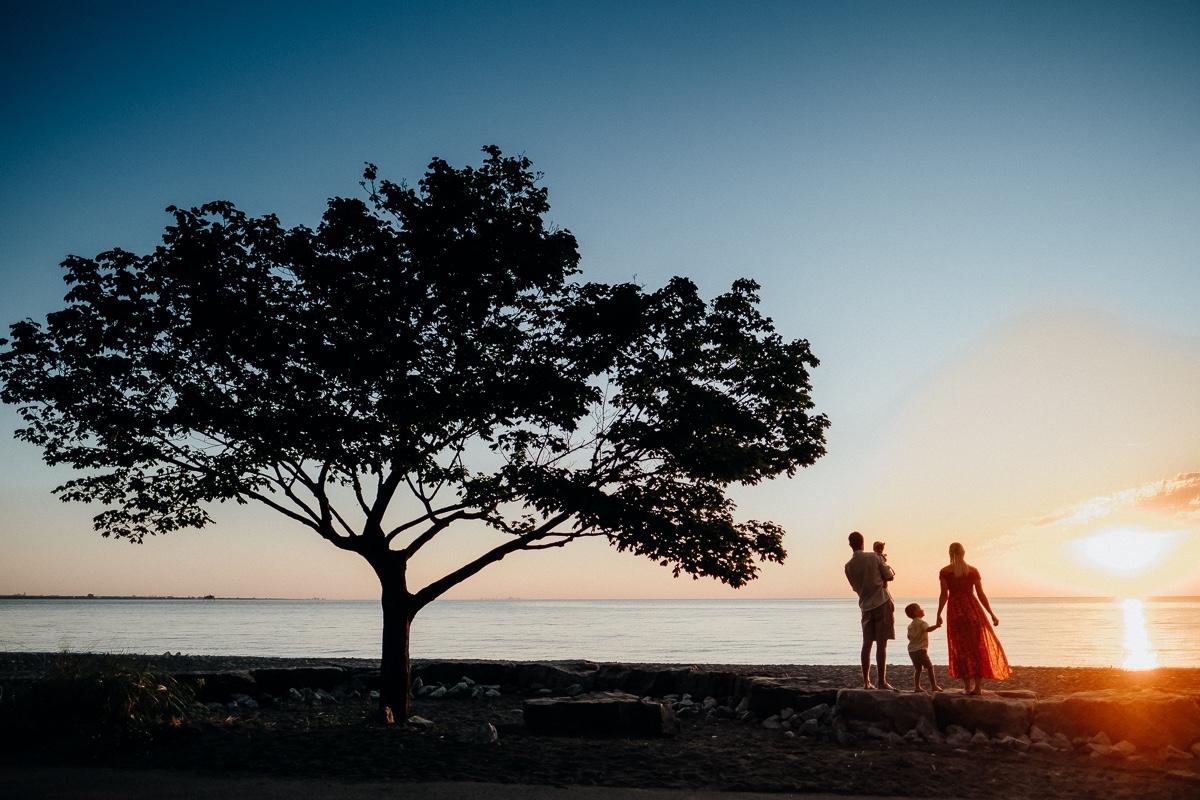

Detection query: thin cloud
xmin=1032 ymin=473 xmax=1200 ymax=528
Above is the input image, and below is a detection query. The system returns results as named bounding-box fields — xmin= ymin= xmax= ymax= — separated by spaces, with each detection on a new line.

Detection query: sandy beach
xmin=2 ymin=653 xmax=1199 ymax=799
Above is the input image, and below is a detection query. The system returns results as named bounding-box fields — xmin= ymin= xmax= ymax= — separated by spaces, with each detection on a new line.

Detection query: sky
xmin=1 ymin=1 xmax=1198 ymax=600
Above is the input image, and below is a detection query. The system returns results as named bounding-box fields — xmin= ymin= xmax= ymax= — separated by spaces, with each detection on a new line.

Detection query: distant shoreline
xmin=2 ymin=594 xmax=1199 ymax=602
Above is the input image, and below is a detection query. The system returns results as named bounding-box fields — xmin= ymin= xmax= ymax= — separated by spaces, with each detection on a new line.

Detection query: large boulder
xmin=1033 ymin=690 xmax=1200 ymax=750
xmin=836 ymin=689 xmax=935 ymax=734
xmin=251 ymin=667 xmax=350 ymax=695
xmin=523 ymin=691 xmax=677 ymax=737
xmin=736 ymin=677 xmax=838 ymax=716
xmin=591 ymin=666 xmax=690 ymax=696
xmin=933 ymin=691 xmax=1036 ymax=736
xmin=176 ymin=670 xmax=257 ymax=702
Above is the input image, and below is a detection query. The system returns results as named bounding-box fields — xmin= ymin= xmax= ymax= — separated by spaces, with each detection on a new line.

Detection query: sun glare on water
xmin=1120 ymin=598 xmax=1158 ymax=671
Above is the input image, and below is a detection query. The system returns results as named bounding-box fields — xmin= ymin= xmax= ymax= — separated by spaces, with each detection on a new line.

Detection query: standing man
xmin=845 ymin=530 xmax=896 ymax=690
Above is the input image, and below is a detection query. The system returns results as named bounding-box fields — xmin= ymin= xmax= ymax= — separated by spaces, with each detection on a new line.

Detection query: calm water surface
xmin=1 ymin=597 xmax=1195 ymax=668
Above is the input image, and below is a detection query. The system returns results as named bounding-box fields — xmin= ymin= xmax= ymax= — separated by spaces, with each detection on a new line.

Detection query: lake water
xmin=1 ymin=597 xmax=1196 ymax=668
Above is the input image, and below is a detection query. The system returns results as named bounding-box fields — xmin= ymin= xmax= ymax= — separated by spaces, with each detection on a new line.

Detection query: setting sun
xmin=1073 ymin=529 xmax=1180 ymax=576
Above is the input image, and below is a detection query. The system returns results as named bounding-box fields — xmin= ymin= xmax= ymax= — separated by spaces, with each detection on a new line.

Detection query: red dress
xmin=941 ymin=565 xmax=1011 ymax=680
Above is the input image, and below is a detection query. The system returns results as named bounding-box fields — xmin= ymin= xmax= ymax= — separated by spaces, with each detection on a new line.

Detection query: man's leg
xmin=860 ymin=639 xmax=874 ymax=688
xmin=876 ymin=640 xmax=892 ymax=689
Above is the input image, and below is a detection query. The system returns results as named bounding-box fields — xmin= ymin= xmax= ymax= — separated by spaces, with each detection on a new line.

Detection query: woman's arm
xmin=936 ymin=575 xmax=949 ymax=626
xmin=974 ymin=571 xmax=1000 ymax=626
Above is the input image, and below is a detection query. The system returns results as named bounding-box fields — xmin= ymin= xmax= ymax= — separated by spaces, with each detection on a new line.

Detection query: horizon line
xmin=4 ymin=593 xmax=1198 ymax=602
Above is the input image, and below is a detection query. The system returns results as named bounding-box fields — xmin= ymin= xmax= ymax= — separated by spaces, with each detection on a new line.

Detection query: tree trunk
xmin=378 ymin=570 xmax=413 ymax=721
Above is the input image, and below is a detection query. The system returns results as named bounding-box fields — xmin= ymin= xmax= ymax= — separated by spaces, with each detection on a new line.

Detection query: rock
xmin=429 ymin=686 xmax=447 ymax=699
xmin=798 ymin=719 xmax=821 ymax=736
xmin=1112 ymin=740 xmax=1137 ymax=757
xmin=1051 ymin=732 xmax=1072 ymax=750
xmin=836 ymin=689 xmax=935 ymax=734
xmin=1031 ymin=741 xmax=1056 ymax=754
xmin=232 ymin=693 xmax=259 ymax=709
xmin=523 ymin=691 xmax=676 ymax=737
xmin=485 ymin=688 xmax=501 ymax=699
xmin=763 ymin=715 xmax=783 ymax=730
xmin=1029 ymin=725 xmax=1048 ymax=742
xmin=1090 ymin=731 xmax=1112 ymax=746
xmin=735 ymin=697 xmax=751 ymax=714
xmin=715 ymin=705 xmax=734 ymax=719
xmin=886 ymin=732 xmax=905 ymax=745
xmin=1034 ymin=690 xmax=1200 ymax=751
xmin=781 ymin=719 xmax=793 ymax=730
xmin=313 ymin=689 xmax=337 ymax=704
xmin=702 ymin=696 xmax=718 ymax=710
xmin=1159 ymin=745 xmax=1195 ymax=761
xmin=564 ymin=683 xmax=584 ymax=697
xmin=945 ymin=729 xmax=973 ymax=747
xmin=915 ymin=716 xmax=938 ymax=739
xmin=799 ymin=703 xmax=831 ymax=723
xmin=971 ymin=731 xmax=990 ymax=745
xmin=866 ymin=725 xmax=887 ymax=739
xmin=779 ymin=706 xmax=795 ymax=721
xmin=287 ymin=687 xmax=304 ymax=702
xmin=251 ymin=667 xmax=348 ymax=696
xmin=739 ymin=677 xmax=838 ymax=717
xmin=368 ymin=689 xmax=380 ymax=701
xmin=179 ymin=670 xmax=257 ymax=703
xmin=460 ymin=676 xmax=475 ymax=687
xmin=406 ymin=714 xmax=434 ymax=730
xmin=446 ymin=681 xmax=470 ymax=697
xmin=1167 ymin=770 xmax=1200 ymax=781
xmin=933 ymin=691 xmax=1035 ymax=737
xmin=536 ymin=688 xmax=553 ymax=696
xmin=473 ymin=722 xmax=499 ymax=744
xmin=784 ymin=730 xmax=796 ymax=738
xmin=411 ymin=677 xmax=423 ymax=693
xmin=1192 ymin=741 xmax=1200 ymax=757
xmin=1088 ymin=744 xmax=1113 ymax=758
xmin=904 ymin=729 xmax=922 ymax=743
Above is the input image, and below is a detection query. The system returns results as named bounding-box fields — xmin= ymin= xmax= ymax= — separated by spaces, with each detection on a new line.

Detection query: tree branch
xmin=412 ymin=512 xmax=572 ymax=609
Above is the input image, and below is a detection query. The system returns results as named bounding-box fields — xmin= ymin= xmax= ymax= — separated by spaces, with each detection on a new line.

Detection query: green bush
xmin=4 ymin=653 xmax=196 ymax=749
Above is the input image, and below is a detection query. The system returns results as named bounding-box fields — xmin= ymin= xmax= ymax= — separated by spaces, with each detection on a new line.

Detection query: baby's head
xmin=905 ymin=602 xmax=924 ymax=619
xmin=873 ymin=540 xmax=886 ymax=555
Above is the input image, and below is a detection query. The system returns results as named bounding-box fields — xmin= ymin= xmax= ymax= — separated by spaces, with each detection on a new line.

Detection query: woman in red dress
xmin=935 ymin=542 xmax=1011 ymax=694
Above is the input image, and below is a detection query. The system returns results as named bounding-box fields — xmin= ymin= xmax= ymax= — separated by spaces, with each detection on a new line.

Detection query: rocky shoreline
xmin=3 ymin=652 xmax=1199 ymax=798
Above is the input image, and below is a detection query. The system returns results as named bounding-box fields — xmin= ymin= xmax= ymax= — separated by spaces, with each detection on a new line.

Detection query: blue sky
xmin=2 ymin=1 xmax=1198 ymax=598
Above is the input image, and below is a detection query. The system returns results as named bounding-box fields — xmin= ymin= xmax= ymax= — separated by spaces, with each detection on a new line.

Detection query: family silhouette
xmin=845 ymin=532 xmax=1011 ymax=693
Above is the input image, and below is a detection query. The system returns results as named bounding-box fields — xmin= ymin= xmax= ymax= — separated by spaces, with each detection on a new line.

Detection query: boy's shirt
xmin=907 ymin=618 xmax=931 ymax=652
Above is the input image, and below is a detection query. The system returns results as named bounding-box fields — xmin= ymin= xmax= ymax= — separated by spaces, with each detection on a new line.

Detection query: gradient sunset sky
xmin=1 ymin=1 xmax=1197 ymax=600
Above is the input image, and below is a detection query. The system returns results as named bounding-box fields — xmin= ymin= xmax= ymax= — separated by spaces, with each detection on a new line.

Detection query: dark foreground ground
xmin=2 ymin=653 xmax=1198 ymax=799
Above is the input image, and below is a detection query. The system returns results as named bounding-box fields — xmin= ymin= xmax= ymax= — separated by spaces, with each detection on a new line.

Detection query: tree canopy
xmin=0 ymin=146 xmax=829 ymax=713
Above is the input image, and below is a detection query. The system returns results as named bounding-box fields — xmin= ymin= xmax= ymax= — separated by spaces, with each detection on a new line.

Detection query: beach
xmin=3 ymin=652 xmax=1198 ymax=799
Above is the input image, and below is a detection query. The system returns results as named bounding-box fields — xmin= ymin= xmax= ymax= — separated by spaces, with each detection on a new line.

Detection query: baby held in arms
xmin=905 ymin=603 xmax=943 ymax=693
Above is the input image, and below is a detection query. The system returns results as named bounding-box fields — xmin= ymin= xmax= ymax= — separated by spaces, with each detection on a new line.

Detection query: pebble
xmin=1112 ymin=740 xmax=1137 ymax=757
xmin=406 ymin=714 xmax=434 ymax=730
xmin=1159 ymin=745 xmax=1194 ymax=761
xmin=762 ymin=715 xmax=783 ymax=730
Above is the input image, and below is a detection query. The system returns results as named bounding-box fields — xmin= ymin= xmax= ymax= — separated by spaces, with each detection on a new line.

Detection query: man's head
xmin=905 ymin=603 xmax=924 ymax=619
xmin=848 ymin=531 xmax=864 ymax=551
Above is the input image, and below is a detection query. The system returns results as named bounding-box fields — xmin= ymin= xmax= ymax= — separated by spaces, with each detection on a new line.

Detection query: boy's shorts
xmin=909 ymin=648 xmax=933 ymax=666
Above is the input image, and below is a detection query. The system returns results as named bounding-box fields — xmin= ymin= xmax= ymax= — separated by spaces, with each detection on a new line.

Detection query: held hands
xmin=927 ymin=623 xmax=942 ymax=632
xmin=935 ymin=616 xmax=943 ymax=627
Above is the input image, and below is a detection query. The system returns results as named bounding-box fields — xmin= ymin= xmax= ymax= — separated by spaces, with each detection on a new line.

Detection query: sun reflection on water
xmin=1120 ymin=597 xmax=1158 ymax=671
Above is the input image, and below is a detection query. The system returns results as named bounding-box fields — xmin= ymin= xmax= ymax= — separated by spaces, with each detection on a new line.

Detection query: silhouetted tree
xmin=0 ymin=147 xmax=829 ymax=719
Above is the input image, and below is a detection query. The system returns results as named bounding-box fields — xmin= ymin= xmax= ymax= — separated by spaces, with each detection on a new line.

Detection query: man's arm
xmin=878 ymin=555 xmax=895 ymax=583
xmin=845 ymin=561 xmax=860 ymax=592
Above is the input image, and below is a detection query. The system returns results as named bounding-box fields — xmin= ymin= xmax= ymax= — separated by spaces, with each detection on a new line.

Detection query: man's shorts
xmin=861 ymin=600 xmax=895 ymax=643
xmin=909 ymin=648 xmax=933 ymax=667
